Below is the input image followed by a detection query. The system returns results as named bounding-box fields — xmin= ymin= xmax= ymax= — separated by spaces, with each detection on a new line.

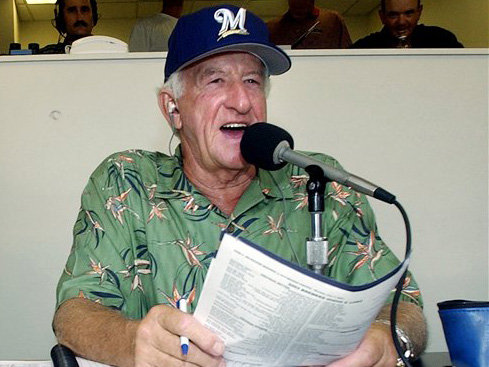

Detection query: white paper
xmin=75 ymin=358 xmax=112 ymax=367
xmin=194 ymin=234 xmax=409 ymax=366
xmin=0 ymin=362 xmax=52 ymax=367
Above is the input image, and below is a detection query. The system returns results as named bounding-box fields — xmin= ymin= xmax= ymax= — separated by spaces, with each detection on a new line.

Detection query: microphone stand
xmin=305 ymin=165 xmax=329 ymax=274
xmin=304 ymin=165 xmax=414 ymax=365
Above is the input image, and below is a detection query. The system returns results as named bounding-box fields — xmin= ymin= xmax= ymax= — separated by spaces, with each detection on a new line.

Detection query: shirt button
xmin=226 ymin=225 xmax=235 ymax=234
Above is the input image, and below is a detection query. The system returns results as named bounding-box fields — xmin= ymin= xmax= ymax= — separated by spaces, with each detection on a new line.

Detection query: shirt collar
xmin=153 ymin=145 xmax=296 ymax=204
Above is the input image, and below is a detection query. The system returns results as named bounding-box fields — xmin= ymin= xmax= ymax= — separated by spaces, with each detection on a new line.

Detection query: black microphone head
xmin=240 ymin=122 xmax=294 ymax=171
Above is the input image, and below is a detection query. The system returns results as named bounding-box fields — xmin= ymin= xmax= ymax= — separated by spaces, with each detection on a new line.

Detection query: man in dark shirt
xmin=351 ymin=0 xmax=463 ymax=48
xmin=39 ymin=0 xmax=98 ymax=54
xmin=267 ymin=0 xmax=351 ymax=49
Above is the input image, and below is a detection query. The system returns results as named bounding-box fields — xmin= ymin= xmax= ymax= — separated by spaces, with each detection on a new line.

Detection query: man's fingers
xmin=154 ymin=305 xmax=225 ymax=357
xmin=135 ymin=304 xmax=225 ymax=367
xmin=135 ymin=340 xmax=204 ymax=367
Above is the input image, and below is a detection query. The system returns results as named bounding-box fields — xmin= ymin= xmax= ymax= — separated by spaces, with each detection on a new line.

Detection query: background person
xmin=128 ymin=0 xmax=183 ymax=52
xmin=351 ymin=0 xmax=463 ymax=48
xmin=267 ymin=0 xmax=351 ymax=49
xmin=52 ymin=5 xmax=426 ymax=367
xmin=39 ymin=0 xmax=97 ymax=54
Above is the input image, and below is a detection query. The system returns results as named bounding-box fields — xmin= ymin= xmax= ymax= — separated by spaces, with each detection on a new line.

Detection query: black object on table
xmin=414 ymin=352 xmax=452 ymax=367
xmin=51 ymin=344 xmax=79 ymax=367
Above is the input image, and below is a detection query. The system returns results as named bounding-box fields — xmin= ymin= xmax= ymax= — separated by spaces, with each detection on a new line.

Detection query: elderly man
xmin=53 ymin=5 xmax=426 ymax=367
xmin=352 ymin=0 xmax=463 ymax=48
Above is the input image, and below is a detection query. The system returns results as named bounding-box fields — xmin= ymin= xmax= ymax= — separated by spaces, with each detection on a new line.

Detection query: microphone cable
xmin=265 ymin=165 xmax=415 ymax=365
xmin=390 ymin=200 xmax=414 ymax=367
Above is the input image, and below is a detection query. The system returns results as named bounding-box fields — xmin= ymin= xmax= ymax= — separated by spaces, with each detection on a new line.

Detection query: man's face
xmin=176 ymin=52 xmax=267 ymax=173
xmin=62 ymin=0 xmax=94 ymax=37
xmin=288 ymin=0 xmax=314 ymax=20
xmin=380 ymin=0 xmax=422 ymax=39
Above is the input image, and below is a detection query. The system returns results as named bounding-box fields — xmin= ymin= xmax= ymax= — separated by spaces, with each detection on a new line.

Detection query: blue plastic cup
xmin=438 ymin=300 xmax=489 ymax=367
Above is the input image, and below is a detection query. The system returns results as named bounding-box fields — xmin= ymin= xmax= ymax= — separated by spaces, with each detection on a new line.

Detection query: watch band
xmin=374 ymin=319 xmax=415 ymax=361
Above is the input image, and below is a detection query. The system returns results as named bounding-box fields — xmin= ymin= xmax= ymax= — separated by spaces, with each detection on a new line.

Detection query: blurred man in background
xmin=128 ymin=0 xmax=183 ymax=52
xmin=267 ymin=0 xmax=351 ymax=49
xmin=39 ymin=0 xmax=97 ymax=54
xmin=351 ymin=0 xmax=463 ymax=48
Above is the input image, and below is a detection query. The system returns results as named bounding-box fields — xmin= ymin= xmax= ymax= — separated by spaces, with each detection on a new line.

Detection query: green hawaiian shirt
xmin=57 ymin=148 xmax=421 ymax=318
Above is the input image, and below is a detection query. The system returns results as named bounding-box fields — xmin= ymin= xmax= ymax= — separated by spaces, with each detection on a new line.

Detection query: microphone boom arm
xmin=274 ymin=141 xmax=396 ymax=204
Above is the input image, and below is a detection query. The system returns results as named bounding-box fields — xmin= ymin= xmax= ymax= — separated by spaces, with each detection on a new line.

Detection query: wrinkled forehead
xmin=182 ymin=51 xmax=267 ymax=81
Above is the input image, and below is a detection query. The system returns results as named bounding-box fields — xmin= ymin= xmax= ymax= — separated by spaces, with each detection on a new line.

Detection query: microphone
xmin=240 ymin=123 xmax=396 ymax=204
xmin=291 ymin=20 xmax=320 ymax=49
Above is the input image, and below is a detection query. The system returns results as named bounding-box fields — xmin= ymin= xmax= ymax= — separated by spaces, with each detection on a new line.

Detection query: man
xmin=39 ymin=0 xmax=97 ymax=54
xmin=128 ymin=0 xmax=183 ymax=52
xmin=267 ymin=0 xmax=351 ymax=49
xmin=53 ymin=5 xmax=427 ymax=367
xmin=351 ymin=0 xmax=463 ymax=48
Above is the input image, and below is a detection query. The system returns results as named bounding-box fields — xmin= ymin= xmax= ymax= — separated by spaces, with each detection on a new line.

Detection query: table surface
xmin=0 ymin=352 xmax=452 ymax=367
xmin=415 ymin=352 xmax=452 ymax=367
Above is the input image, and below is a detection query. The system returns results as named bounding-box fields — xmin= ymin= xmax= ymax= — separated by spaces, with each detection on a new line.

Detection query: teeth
xmin=221 ymin=123 xmax=247 ymax=129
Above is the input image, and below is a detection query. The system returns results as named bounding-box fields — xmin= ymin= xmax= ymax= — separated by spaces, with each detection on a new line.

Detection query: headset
xmin=168 ymin=101 xmax=178 ymax=115
xmin=167 ymin=101 xmax=179 ymax=129
xmin=53 ymin=0 xmax=98 ymax=35
xmin=167 ymin=101 xmax=179 ymax=156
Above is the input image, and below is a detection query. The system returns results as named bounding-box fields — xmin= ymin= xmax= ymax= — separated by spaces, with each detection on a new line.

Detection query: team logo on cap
xmin=214 ymin=8 xmax=249 ymax=41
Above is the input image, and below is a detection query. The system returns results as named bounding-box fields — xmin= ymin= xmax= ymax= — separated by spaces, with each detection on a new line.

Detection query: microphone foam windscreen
xmin=240 ymin=122 xmax=294 ymax=171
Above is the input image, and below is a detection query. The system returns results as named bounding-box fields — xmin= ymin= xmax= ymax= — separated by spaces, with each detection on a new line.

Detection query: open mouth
xmin=220 ymin=123 xmax=247 ymax=132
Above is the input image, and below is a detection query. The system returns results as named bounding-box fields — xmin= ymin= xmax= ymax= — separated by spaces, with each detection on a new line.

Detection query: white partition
xmin=0 ymin=49 xmax=487 ymax=359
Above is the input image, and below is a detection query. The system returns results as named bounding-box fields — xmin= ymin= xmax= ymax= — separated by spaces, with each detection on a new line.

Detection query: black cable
xmin=390 ymin=200 xmax=413 ymax=367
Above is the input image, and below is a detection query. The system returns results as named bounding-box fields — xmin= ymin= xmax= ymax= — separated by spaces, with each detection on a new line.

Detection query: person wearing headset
xmin=39 ymin=0 xmax=98 ymax=54
xmin=52 ymin=5 xmax=427 ymax=367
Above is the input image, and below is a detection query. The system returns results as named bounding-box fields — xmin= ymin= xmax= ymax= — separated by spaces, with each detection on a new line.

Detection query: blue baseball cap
xmin=164 ymin=5 xmax=291 ymax=81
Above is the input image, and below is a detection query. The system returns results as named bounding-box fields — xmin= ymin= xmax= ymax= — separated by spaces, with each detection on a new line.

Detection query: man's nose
xmin=225 ymin=81 xmax=252 ymax=114
xmin=398 ymin=14 xmax=408 ymax=25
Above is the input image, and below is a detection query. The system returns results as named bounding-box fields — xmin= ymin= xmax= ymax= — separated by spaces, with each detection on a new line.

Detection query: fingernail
xmin=212 ymin=340 xmax=225 ymax=356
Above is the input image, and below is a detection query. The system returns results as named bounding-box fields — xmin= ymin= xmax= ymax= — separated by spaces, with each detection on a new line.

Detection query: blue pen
xmin=177 ymin=298 xmax=190 ymax=356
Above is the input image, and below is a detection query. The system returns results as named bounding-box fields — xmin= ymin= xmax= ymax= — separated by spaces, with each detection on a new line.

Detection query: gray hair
xmin=163 ymin=70 xmax=186 ymax=99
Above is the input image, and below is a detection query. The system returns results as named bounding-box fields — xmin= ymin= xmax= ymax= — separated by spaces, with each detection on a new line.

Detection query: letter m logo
xmin=214 ymin=8 xmax=249 ymax=41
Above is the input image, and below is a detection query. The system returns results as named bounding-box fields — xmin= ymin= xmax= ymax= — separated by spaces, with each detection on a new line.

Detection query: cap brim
xmin=174 ymin=43 xmax=291 ymax=76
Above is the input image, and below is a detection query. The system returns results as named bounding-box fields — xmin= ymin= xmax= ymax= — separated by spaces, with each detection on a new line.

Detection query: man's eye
xmin=210 ymin=78 xmax=223 ymax=84
xmin=245 ymin=78 xmax=260 ymax=85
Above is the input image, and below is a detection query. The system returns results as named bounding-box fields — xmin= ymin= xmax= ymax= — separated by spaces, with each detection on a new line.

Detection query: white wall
xmin=0 ymin=49 xmax=488 ymax=360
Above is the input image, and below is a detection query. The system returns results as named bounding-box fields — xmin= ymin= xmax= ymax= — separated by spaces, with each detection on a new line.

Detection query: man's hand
xmin=53 ymin=298 xmax=225 ymax=367
xmin=327 ymin=301 xmax=427 ymax=367
xmin=134 ymin=304 xmax=225 ymax=367
xmin=327 ymin=322 xmax=397 ymax=367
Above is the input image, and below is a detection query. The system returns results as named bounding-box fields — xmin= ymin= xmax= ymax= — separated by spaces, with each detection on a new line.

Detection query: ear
xmin=379 ymin=9 xmax=387 ymax=25
xmin=158 ymin=89 xmax=182 ymax=130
